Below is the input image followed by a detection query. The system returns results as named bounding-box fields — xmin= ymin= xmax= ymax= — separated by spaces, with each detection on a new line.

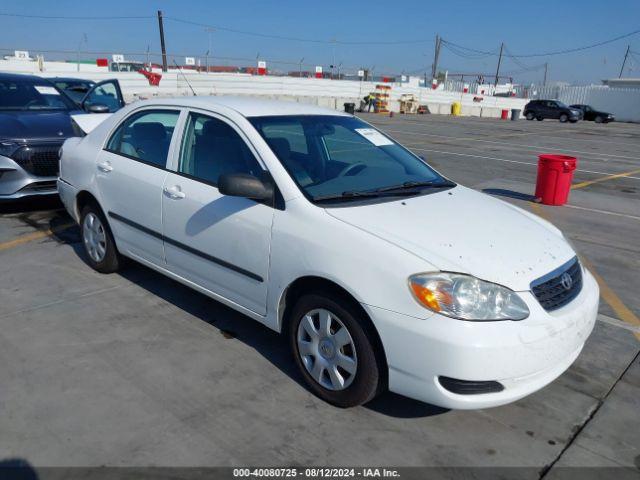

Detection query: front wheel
xmin=288 ymin=293 xmax=382 ymax=407
xmin=536 ymin=116 xmax=544 ymax=121
xmin=80 ymin=204 xmax=123 ymax=273
xmin=559 ymin=114 xmax=569 ymax=123
xmin=595 ymin=116 xmax=604 ymax=124
xmin=525 ymin=112 xmax=534 ymax=120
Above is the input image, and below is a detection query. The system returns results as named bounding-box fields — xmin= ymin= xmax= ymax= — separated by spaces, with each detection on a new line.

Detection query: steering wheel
xmin=337 ymin=162 xmax=367 ymax=177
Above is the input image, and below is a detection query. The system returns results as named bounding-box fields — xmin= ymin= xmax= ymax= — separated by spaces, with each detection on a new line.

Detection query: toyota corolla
xmin=57 ymin=97 xmax=598 ymax=409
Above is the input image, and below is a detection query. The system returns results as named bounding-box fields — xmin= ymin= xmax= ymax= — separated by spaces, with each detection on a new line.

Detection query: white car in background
xmin=57 ymin=97 xmax=599 ymax=409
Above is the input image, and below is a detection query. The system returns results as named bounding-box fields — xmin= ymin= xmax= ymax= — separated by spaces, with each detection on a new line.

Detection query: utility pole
xmin=431 ymin=34 xmax=441 ymax=80
xmin=157 ymin=10 xmax=168 ymax=72
xmin=494 ymin=42 xmax=504 ymax=86
xmin=299 ymin=57 xmax=304 ymax=77
xmin=619 ymin=45 xmax=630 ymax=78
xmin=543 ymin=62 xmax=548 ymax=86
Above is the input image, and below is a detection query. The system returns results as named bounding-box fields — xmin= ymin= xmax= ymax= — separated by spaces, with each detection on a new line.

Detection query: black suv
xmin=523 ymin=100 xmax=582 ymax=123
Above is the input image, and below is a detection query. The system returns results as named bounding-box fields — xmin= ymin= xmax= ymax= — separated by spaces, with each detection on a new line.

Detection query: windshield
xmin=249 ymin=115 xmax=450 ymax=202
xmin=555 ymin=101 xmax=569 ymax=108
xmin=0 ymin=78 xmax=76 ymax=111
xmin=53 ymin=80 xmax=96 ymax=104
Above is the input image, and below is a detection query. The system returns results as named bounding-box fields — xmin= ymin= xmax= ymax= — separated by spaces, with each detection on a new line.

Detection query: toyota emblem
xmin=560 ymin=272 xmax=573 ymax=291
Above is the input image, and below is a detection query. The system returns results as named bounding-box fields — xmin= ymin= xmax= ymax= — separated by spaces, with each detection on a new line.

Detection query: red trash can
xmin=501 ymin=109 xmax=509 ymax=120
xmin=534 ymin=154 xmax=578 ymax=206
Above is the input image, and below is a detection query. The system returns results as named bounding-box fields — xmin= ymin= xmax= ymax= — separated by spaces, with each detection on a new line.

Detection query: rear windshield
xmin=0 ymin=78 xmax=76 ymax=111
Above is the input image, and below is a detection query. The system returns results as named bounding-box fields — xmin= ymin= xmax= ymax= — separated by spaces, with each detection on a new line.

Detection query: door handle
xmin=97 ymin=161 xmax=113 ymax=173
xmin=163 ymin=185 xmax=186 ymax=200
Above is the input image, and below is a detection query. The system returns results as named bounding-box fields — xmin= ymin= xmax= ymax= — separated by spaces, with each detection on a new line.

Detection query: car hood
xmin=0 ymin=110 xmax=77 ymax=142
xmin=325 ymin=186 xmax=575 ymax=291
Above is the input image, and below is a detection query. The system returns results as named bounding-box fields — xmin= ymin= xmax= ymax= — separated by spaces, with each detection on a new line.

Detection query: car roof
xmin=0 ymin=72 xmax=52 ymax=82
xmin=50 ymin=77 xmax=95 ymax=83
xmin=133 ymin=95 xmax=351 ymax=118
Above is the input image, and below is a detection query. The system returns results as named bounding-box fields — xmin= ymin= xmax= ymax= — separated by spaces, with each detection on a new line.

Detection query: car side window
xmin=107 ymin=109 xmax=180 ymax=168
xmin=179 ymin=112 xmax=263 ymax=186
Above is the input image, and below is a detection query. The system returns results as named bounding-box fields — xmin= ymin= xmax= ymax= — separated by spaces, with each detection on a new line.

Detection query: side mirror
xmin=86 ymin=103 xmax=110 ymax=114
xmin=218 ymin=173 xmax=273 ymax=201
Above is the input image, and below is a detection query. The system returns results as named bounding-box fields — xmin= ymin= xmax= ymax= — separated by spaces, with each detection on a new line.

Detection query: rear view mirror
xmin=218 ymin=174 xmax=273 ymax=201
xmin=86 ymin=104 xmax=110 ymax=114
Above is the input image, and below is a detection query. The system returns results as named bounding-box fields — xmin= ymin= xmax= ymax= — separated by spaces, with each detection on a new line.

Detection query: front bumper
xmin=0 ymin=154 xmax=58 ymax=201
xmin=366 ymin=268 xmax=599 ymax=409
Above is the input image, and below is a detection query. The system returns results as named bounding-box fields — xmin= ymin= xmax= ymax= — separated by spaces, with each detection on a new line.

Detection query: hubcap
xmin=296 ymin=308 xmax=358 ymax=391
xmin=82 ymin=212 xmax=107 ymax=263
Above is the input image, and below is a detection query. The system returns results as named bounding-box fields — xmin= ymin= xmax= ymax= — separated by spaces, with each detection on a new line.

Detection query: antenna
xmin=173 ymin=60 xmax=197 ymax=96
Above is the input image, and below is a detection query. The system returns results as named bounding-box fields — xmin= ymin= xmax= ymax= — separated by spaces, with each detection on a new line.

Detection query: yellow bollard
xmin=451 ymin=102 xmax=462 ymax=116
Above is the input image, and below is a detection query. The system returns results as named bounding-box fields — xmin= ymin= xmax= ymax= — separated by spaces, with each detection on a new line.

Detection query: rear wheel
xmin=288 ymin=292 xmax=381 ymax=407
xmin=525 ymin=112 xmax=534 ymax=120
xmin=559 ymin=113 xmax=569 ymax=123
xmin=536 ymin=116 xmax=544 ymax=121
xmin=80 ymin=204 xmax=123 ymax=273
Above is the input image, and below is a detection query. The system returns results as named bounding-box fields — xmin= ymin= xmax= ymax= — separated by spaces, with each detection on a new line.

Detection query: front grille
xmin=11 ymin=144 xmax=61 ymax=177
xmin=531 ymin=257 xmax=583 ymax=311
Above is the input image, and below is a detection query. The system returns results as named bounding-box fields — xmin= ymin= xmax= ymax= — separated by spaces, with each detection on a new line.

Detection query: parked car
xmin=57 ymin=97 xmax=599 ymax=409
xmin=0 ymin=73 xmax=124 ymax=201
xmin=569 ymin=104 xmax=615 ymax=123
xmin=51 ymin=77 xmax=96 ymax=107
xmin=523 ymin=100 xmax=582 ymax=122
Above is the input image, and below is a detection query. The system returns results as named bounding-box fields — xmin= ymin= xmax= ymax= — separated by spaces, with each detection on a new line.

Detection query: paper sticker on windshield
xmin=355 ymin=128 xmax=394 ymax=146
xmin=34 ymin=86 xmax=60 ymax=95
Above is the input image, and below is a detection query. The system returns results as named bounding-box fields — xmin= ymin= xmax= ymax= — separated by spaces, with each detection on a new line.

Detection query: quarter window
xmin=179 ymin=112 xmax=262 ymax=186
xmin=107 ymin=110 xmax=180 ymax=168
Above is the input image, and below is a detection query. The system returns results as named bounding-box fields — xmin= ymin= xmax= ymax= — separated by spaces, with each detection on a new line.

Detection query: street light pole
xmin=619 ymin=45 xmax=630 ymax=78
xmin=205 ymin=27 xmax=214 ymax=74
xmin=494 ymin=42 xmax=504 ymax=87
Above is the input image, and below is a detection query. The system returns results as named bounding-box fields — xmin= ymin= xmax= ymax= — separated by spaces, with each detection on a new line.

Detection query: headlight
xmin=0 ymin=141 xmax=20 ymax=158
xmin=409 ymin=273 xmax=529 ymax=321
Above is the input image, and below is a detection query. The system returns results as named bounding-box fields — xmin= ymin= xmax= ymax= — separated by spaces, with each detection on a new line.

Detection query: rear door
xmin=96 ymin=108 xmax=182 ymax=264
xmin=161 ymin=110 xmax=274 ymax=315
xmin=547 ymin=101 xmax=561 ymax=119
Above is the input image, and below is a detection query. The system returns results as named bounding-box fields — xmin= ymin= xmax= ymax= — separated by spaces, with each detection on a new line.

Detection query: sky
xmin=1 ymin=0 xmax=640 ymax=84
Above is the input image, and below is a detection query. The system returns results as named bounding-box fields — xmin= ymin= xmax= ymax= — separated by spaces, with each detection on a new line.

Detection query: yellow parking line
xmin=530 ymin=203 xmax=640 ymax=341
xmin=581 ymin=258 xmax=640 ymax=342
xmin=0 ymin=222 xmax=76 ymax=252
xmin=572 ymin=167 xmax=640 ymax=190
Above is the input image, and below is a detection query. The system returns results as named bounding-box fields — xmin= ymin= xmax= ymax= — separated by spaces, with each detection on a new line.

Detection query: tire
xmin=595 ymin=116 xmax=603 ymax=124
xmin=536 ymin=116 xmax=544 ymax=121
xmin=288 ymin=292 xmax=382 ymax=407
xmin=569 ymin=119 xmax=578 ymax=123
xmin=559 ymin=114 xmax=568 ymax=123
xmin=80 ymin=204 xmax=123 ymax=273
xmin=525 ymin=112 xmax=534 ymax=120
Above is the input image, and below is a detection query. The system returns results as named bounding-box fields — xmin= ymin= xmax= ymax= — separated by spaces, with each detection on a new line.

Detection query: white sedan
xmin=57 ymin=97 xmax=599 ymax=409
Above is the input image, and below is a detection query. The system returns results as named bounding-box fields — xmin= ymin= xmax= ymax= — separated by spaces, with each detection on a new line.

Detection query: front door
xmin=162 ymin=111 xmax=273 ymax=315
xmin=82 ymin=79 xmax=125 ymax=113
xmin=96 ymin=108 xmax=181 ymax=264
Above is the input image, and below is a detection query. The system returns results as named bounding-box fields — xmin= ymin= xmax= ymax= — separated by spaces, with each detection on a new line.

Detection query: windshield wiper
xmin=374 ymin=180 xmax=456 ymax=193
xmin=313 ymin=189 xmax=419 ymax=202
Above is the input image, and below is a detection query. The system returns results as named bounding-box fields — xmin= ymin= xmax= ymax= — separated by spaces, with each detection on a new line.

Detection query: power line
xmin=165 ymin=16 xmax=434 ymax=46
xmin=0 ymin=12 xmax=153 ymax=20
xmin=443 ymin=29 xmax=640 ymax=58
